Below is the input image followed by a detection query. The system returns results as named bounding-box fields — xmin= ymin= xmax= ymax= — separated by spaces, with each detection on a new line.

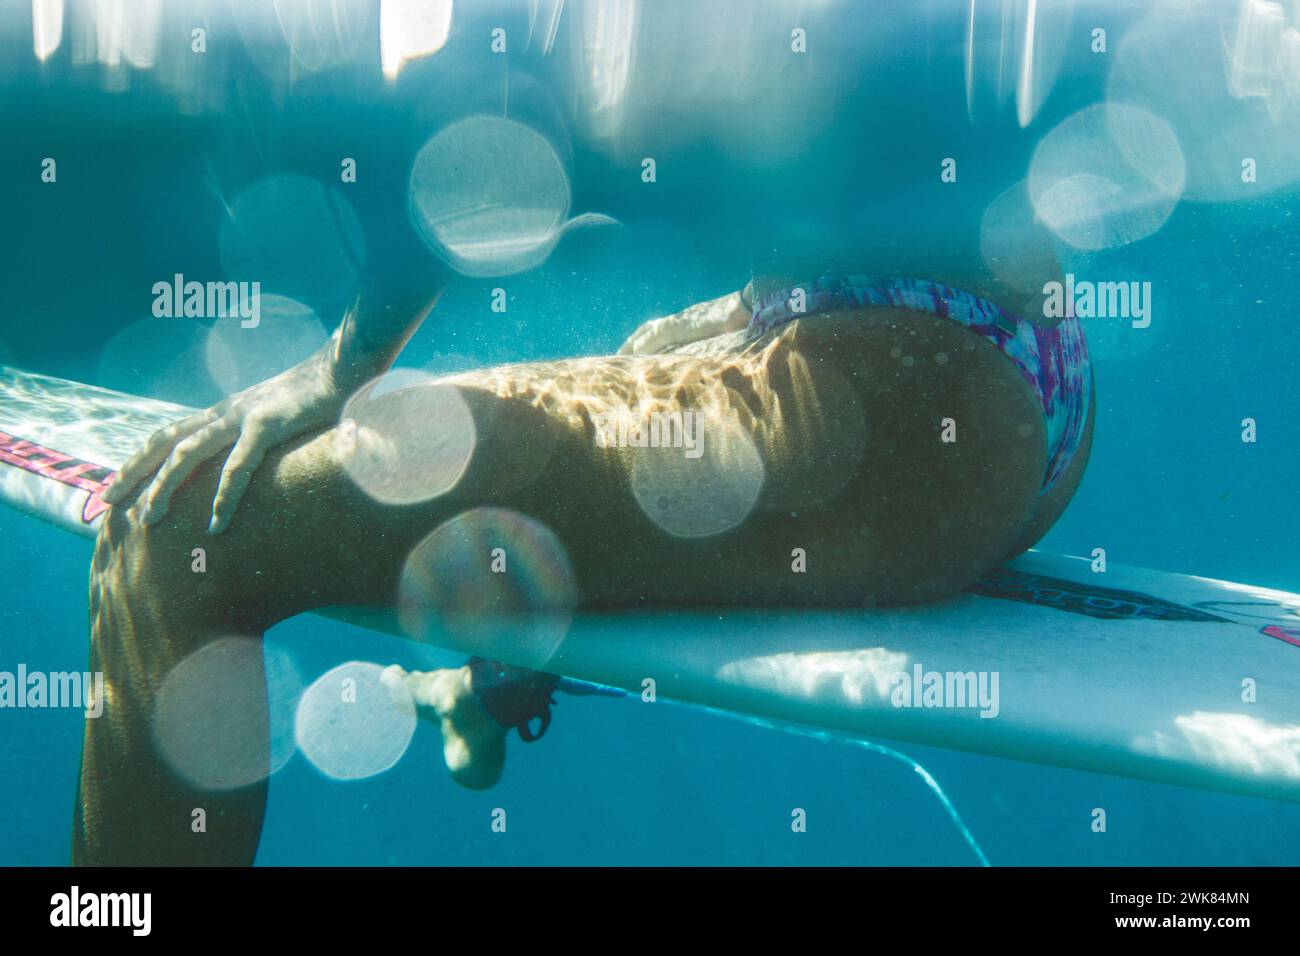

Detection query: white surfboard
xmin=3 ymin=364 xmax=1299 ymax=804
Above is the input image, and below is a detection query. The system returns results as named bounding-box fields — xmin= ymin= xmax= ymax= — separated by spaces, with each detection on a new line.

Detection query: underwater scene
xmin=0 ymin=0 xmax=1298 ymax=871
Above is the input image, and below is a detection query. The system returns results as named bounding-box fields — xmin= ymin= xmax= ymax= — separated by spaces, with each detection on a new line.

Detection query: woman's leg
xmin=75 ymin=380 xmax=517 ymax=864
xmin=77 ymin=511 xmax=271 ymax=865
xmin=76 ymin=305 xmax=1063 ymax=863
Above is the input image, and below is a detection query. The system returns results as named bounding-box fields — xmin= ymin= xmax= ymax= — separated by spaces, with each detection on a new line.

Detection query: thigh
xmin=417 ymin=309 xmax=1052 ymax=607
xmin=119 ymin=311 xmax=1056 ymax=621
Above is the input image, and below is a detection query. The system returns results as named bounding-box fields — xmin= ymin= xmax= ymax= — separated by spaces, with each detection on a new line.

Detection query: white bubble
xmin=295 ymin=661 xmax=416 ymax=781
xmin=205 ymin=294 xmax=329 ymax=394
xmin=339 ymin=368 xmax=476 ymax=506
xmin=152 ymin=638 xmax=302 ymax=791
xmin=1029 ymin=103 xmax=1184 ymax=250
xmin=409 ymin=115 xmax=572 ymax=277
xmin=219 ymin=173 xmax=365 ymax=307
xmin=398 ymin=508 xmax=577 ymax=669
xmin=98 ymin=317 xmax=230 ymax=406
xmin=631 ymin=416 xmax=765 ymax=537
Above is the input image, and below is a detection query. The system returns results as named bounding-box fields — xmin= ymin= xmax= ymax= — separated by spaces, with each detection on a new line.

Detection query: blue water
xmin=2 ymin=0 xmax=1300 ymax=865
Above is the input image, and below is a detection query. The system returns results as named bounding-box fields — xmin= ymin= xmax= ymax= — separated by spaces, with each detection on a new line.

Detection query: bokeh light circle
xmin=398 ymin=508 xmax=577 ymax=669
xmin=205 ymin=294 xmax=329 ymax=395
xmin=295 ymin=661 xmax=417 ymax=781
xmin=409 ymin=115 xmax=571 ymax=276
xmin=338 ymin=368 xmax=477 ymax=506
xmin=979 ymin=180 xmax=1063 ymax=296
xmin=1028 ymin=103 xmax=1185 ymax=251
xmin=152 ymin=637 xmax=303 ymax=791
xmin=630 ymin=415 xmax=765 ymax=537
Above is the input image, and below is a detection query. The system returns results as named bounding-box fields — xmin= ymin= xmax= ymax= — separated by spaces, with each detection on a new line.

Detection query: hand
xmin=102 ymin=340 xmax=361 ymax=533
xmin=617 ymin=287 xmax=752 ymax=356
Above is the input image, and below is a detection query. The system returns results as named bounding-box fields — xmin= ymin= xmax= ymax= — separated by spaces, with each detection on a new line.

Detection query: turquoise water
xmin=2 ymin=0 xmax=1300 ymax=865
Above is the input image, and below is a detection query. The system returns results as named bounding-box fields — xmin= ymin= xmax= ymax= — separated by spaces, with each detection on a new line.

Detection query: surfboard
xmin=3 ymin=363 xmax=1299 ymax=804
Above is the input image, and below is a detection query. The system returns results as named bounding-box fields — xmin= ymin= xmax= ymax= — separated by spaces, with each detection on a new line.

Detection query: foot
xmin=385 ymin=665 xmax=508 ymax=790
xmin=616 ymin=285 xmax=753 ymax=355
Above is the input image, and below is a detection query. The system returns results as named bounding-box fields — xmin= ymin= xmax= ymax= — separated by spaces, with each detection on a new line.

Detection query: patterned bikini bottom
xmin=746 ymin=275 xmax=1092 ymax=494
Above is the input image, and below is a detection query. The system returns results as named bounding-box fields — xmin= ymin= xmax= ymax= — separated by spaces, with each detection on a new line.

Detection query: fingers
xmin=138 ymin=421 xmax=237 ymax=526
xmin=102 ymin=412 xmax=215 ymax=505
xmin=207 ymin=428 xmax=268 ymax=535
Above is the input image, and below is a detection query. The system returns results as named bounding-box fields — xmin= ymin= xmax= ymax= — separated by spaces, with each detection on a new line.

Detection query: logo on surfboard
xmin=971 ymin=567 xmax=1230 ymax=623
xmin=0 ymin=430 xmax=114 ymax=523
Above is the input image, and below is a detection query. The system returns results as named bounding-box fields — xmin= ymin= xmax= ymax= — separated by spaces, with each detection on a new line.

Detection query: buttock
xmin=746 ymin=276 xmax=1092 ymax=494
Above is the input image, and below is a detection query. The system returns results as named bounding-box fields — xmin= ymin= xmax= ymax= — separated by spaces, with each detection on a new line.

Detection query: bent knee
xmin=91 ymin=494 xmax=261 ymax=632
xmin=92 ymin=434 xmax=343 ymax=630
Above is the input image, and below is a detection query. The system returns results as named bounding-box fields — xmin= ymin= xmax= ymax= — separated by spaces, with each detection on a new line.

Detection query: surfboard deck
xmin=3 ymin=364 xmax=1299 ymax=804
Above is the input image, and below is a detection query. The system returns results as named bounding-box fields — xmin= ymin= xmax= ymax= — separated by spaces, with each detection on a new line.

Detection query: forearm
xmin=328 ymin=226 xmax=449 ymax=392
xmin=106 ymin=180 xmax=454 ymax=531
